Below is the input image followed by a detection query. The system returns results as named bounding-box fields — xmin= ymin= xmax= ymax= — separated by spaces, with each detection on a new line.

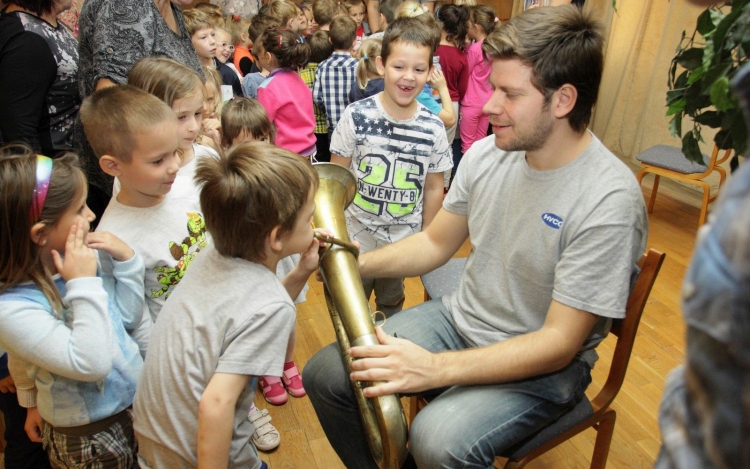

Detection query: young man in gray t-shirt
xmin=304 ymin=6 xmax=648 ymax=468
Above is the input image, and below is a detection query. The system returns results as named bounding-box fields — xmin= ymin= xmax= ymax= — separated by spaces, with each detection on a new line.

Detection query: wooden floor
xmin=256 ymin=171 xmax=707 ymax=469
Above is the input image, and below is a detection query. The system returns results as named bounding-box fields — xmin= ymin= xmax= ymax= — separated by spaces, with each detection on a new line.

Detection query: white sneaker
xmin=248 ymin=406 xmax=281 ymax=451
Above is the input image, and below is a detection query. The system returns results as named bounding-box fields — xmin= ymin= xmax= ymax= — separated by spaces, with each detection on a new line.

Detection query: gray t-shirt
xmin=133 ymin=246 xmax=295 ymax=469
xmin=443 ymin=133 xmax=648 ymax=367
xmin=331 ymin=95 xmax=453 ymax=252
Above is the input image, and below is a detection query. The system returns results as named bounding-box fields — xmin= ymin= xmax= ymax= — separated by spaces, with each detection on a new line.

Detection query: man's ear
xmin=99 ymin=155 xmax=123 ymax=177
xmin=376 ymin=55 xmax=385 ymax=75
xmin=29 ymin=222 xmax=46 ymax=247
xmin=553 ymin=84 xmax=578 ymax=120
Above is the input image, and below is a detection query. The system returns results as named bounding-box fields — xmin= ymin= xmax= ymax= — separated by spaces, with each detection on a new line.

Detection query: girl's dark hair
xmin=469 ymin=5 xmax=496 ymax=36
xmin=12 ymin=0 xmax=55 ymax=16
xmin=259 ymin=27 xmax=311 ymax=70
xmin=437 ymin=4 xmax=469 ymax=50
xmin=0 ymin=144 xmax=86 ymax=315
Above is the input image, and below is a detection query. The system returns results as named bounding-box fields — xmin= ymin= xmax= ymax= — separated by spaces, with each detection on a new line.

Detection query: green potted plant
xmin=666 ymin=0 xmax=748 ymax=165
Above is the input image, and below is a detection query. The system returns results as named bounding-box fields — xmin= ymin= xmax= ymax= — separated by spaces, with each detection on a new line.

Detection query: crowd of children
xmin=0 ymin=0 xmax=497 ymax=467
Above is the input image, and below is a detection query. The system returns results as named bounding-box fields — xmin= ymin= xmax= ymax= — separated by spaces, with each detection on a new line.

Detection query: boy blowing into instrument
xmin=133 ymin=142 xmax=321 ymax=468
xmin=330 ymin=16 xmax=452 ymax=316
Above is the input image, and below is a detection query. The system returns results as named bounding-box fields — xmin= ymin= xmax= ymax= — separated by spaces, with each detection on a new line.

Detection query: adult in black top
xmin=0 ymin=0 xmax=80 ymax=156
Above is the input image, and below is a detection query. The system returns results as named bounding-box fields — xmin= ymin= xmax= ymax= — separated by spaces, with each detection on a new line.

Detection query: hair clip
xmin=30 ymin=155 xmax=53 ymax=222
xmin=363 ymin=54 xmax=369 ymax=60
xmin=233 ymin=14 xmax=240 ymax=20
xmin=279 ymin=34 xmax=283 ymax=47
xmin=494 ymin=16 xmax=500 ymax=22
xmin=412 ymin=5 xmax=418 ymax=12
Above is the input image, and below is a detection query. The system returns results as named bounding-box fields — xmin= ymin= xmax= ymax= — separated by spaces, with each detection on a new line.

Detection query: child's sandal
xmin=282 ymin=363 xmax=306 ymax=398
xmin=259 ymin=376 xmax=288 ymax=405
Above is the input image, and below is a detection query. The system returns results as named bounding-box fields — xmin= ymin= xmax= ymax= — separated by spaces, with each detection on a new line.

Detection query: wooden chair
xmin=411 ymin=249 xmax=666 ymax=469
xmin=636 ymin=144 xmax=732 ymax=226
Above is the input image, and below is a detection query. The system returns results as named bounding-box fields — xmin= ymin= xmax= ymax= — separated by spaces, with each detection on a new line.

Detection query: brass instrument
xmin=312 ymin=163 xmax=409 ymax=469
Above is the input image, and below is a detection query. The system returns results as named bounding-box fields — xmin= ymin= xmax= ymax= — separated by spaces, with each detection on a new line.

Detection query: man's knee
xmin=302 ymin=343 xmax=350 ymax=401
xmin=410 ymin=408 xmax=494 ymax=469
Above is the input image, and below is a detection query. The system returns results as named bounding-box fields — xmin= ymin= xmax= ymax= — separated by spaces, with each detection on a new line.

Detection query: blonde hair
xmin=220 ymin=97 xmax=275 ymax=147
xmin=226 ymin=14 xmax=252 ymax=45
xmin=128 ymin=57 xmax=206 ymax=108
xmin=80 ymin=85 xmax=177 ymax=163
xmin=0 ymin=145 xmax=87 ymax=316
xmin=203 ymin=65 xmax=223 ymax=116
xmin=356 ymin=38 xmax=382 ymax=89
xmin=195 ymin=142 xmax=318 ymax=261
xmin=183 ymin=8 xmax=216 ymax=36
xmin=264 ymin=0 xmax=299 ymax=29
xmin=396 ymin=1 xmax=426 ymax=18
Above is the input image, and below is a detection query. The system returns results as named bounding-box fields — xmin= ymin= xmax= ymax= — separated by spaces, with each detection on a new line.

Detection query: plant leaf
xmin=697 ymin=9 xmax=717 ymax=37
xmin=710 ymin=76 xmax=734 ymax=111
xmin=677 ymin=48 xmax=704 ymax=70
xmin=700 ymin=63 xmax=731 ymax=92
xmin=714 ymin=129 xmax=733 ymax=150
xmin=669 ymin=114 xmax=682 ymax=137
xmin=666 ymin=88 xmax=686 ymax=105
xmin=666 ymin=99 xmax=686 ymax=116
xmin=682 ymin=132 xmax=704 ymax=164
xmin=693 ymin=110 xmax=723 ymax=128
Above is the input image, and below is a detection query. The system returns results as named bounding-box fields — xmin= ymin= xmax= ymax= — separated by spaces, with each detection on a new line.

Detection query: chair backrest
xmin=590 ymin=249 xmax=665 ymax=412
xmin=706 ymin=144 xmax=733 ymax=172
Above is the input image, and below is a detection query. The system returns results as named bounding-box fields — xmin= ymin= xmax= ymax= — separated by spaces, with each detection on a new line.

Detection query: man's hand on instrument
xmin=348 ymin=327 xmax=440 ymax=397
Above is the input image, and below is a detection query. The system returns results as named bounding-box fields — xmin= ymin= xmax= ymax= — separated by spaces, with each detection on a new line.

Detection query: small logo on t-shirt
xmin=541 ymin=213 xmax=563 ymax=229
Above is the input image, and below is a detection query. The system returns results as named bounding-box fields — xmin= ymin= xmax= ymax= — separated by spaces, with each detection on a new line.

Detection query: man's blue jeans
xmin=303 ymin=299 xmax=592 ymax=468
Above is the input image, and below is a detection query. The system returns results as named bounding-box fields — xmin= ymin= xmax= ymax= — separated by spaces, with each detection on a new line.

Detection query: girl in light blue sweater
xmin=0 ymin=144 xmax=145 ymax=468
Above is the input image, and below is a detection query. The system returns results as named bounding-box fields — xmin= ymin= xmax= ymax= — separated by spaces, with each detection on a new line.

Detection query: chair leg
xmin=590 ymin=410 xmax=616 ymax=469
xmin=697 ymin=180 xmax=711 ymax=226
xmin=408 ymin=395 xmax=423 ymax=427
xmin=647 ymin=175 xmax=660 ymax=214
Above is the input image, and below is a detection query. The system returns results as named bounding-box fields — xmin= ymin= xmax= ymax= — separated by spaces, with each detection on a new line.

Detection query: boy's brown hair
xmin=343 ymin=0 xmax=365 ymax=12
xmin=195 ymin=141 xmax=319 ymax=262
xmin=312 ymin=0 xmax=337 ymax=27
xmin=220 ymin=97 xmax=275 ymax=147
xmin=79 ymin=85 xmax=177 ymax=163
xmin=192 ymin=2 xmax=225 ymax=29
xmin=329 ymin=16 xmax=357 ymax=50
xmin=381 ymin=16 xmax=437 ymax=64
xmin=482 ymin=5 xmax=603 ymax=133
xmin=308 ymin=29 xmax=333 ymax=63
xmin=183 ymin=9 xmax=215 ymax=37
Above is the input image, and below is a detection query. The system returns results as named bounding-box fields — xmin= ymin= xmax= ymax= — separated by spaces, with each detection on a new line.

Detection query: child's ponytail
xmin=470 ymin=5 xmax=497 ymax=36
xmin=0 ymin=144 xmax=86 ymax=315
xmin=437 ymin=4 xmax=470 ymax=50
xmin=260 ymin=27 xmax=311 ymax=70
xmin=356 ymin=38 xmax=382 ymax=90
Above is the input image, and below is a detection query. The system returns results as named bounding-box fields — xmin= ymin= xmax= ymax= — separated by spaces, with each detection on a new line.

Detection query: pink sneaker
xmin=282 ymin=363 xmax=306 ymax=398
xmin=259 ymin=376 xmax=288 ymax=405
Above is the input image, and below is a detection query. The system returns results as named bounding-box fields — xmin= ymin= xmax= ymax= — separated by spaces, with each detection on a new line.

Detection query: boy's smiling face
xmin=376 ymin=41 xmax=433 ymax=120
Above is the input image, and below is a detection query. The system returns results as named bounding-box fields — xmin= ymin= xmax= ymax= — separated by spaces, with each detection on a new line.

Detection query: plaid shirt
xmin=299 ymin=63 xmax=328 ymax=134
xmin=313 ymin=51 xmax=358 ymax=131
